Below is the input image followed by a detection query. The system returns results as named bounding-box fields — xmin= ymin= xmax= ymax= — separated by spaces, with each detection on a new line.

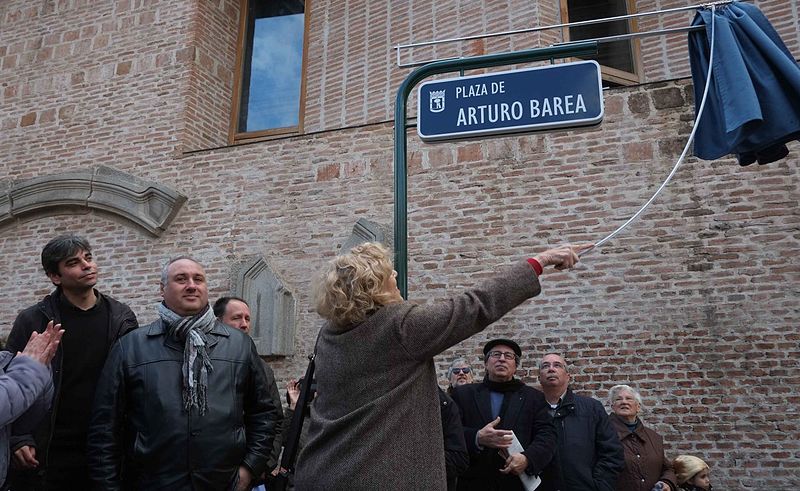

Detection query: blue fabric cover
xmin=688 ymin=2 xmax=800 ymax=165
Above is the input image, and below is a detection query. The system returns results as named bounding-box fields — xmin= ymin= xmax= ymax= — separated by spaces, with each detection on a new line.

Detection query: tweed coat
xmin=294 ymin=261 xmax=541 ymax=491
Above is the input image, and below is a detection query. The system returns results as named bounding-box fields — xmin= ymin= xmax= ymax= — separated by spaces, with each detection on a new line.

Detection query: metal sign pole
xmin=393 ymin=41 xmax=598 ymax=298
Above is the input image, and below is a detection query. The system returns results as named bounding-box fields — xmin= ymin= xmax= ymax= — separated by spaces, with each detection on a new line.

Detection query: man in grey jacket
xmin=1 ymin=322 xmax=63 ymax=487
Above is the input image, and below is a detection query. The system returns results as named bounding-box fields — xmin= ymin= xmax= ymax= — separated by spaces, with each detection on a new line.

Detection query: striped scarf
xmin=158 ymin=302 xmax=216 ymax=415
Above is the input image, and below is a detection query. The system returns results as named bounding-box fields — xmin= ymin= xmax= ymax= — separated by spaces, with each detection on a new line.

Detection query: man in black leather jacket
xmin=5 ymin=235 xmax=138 ymax=491
xmin=88 ymin=257 xmax=281 ymax=490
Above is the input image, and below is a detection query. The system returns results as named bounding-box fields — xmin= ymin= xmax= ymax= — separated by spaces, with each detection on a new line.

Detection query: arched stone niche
xmin=232 ymin=256 xmax=296 ymax=356
xmin=0 ymin=166 xmax=186 ymax=236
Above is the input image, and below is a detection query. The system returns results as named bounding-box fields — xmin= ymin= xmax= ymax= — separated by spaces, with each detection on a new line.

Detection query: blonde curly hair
xmin=314 ymin=242 xmax=401 ymax=328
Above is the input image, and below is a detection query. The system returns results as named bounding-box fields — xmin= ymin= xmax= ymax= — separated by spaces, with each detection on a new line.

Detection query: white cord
xmin=580 ymin=4 xmax=718 ymax=257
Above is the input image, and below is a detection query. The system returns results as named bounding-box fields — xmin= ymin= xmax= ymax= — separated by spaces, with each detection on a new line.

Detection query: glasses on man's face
xmin=487 ymin=351 xmax=516 ymax=361
xmin=540 ymin=361 xmax=565 ymax=370
xmin=451 ymin=367 xmax=471 ymax=375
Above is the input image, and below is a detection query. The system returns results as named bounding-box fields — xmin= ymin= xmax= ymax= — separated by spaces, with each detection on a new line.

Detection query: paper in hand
xmin=509 ymin=431 xmax=541 ymax=491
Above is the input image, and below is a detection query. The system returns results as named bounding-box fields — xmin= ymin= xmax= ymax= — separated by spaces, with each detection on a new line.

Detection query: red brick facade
xmin=1 ymin=0 xmax=798 ymax=487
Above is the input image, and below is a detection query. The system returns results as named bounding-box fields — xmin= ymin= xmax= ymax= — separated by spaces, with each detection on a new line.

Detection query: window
xmin=561 ymin=0 xmax=642 ymax=86
xmin=232 ymin=0 xmax=307 ymax=141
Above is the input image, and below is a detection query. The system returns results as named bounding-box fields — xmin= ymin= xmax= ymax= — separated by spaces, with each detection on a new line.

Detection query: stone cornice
xmin=0 ymin=166 xmax=187 ymax=236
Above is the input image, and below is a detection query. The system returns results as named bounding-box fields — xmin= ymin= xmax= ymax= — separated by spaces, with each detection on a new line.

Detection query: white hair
xmin=608 ymin=384 xmax=643 ymax=407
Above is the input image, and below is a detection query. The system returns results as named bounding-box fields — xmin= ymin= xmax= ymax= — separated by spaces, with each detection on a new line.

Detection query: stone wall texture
xmin=1 ymin=0 xmax=799 ymax=488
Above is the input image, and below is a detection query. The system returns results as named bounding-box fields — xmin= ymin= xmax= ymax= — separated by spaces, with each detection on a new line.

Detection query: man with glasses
xmin=447 ymin=358 xmax=474 ymax=395
xmin=536 ymin=353 xmax=623 ymax=491
xmin=451 ymin=339 xmax=556 ymax=491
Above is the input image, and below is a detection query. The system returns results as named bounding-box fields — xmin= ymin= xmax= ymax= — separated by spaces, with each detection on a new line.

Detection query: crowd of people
xmin=0 ymin=236 xmax=714 ymax=490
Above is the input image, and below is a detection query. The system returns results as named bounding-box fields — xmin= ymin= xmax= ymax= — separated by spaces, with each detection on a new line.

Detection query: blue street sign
xmin=417 ymin=60 xmax=604 ymax=142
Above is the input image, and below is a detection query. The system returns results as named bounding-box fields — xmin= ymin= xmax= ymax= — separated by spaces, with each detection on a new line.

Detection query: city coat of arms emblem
xmin=429 ymin=90 xmax=445 ymax=113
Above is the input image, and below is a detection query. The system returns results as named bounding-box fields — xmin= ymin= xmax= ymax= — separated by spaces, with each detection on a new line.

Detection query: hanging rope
xmin=580 ymin=4 xmax=718 ymax=257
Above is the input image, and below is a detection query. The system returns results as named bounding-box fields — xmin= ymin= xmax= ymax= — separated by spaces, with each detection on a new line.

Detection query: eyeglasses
xmin=487 ymin=351 xmax=517 ymax=361
xmin=451 ymin=367 xmax=471 ymax=375
xmin=540 ymin=362 xmax=565 ymax=370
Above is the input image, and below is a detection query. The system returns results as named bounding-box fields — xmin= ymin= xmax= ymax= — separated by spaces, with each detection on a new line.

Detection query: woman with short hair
xmin=608 ymin=384 xmax=677 ymax=491
xmin=295 ymin=241 xmax=588 ymax=490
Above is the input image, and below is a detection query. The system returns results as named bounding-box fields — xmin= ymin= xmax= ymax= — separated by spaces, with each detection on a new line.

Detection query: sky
xmin=246 ymin=13 xmax=305 ymax=131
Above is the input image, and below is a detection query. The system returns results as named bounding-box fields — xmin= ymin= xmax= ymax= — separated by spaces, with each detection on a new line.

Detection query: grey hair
xmin=539 ymin=352 xmax=569 ymax=373
xmin=448 ymin=357 xmax=471 ymax=376
xmin=160 ymin=256 xmax=201 ymax=285
xmin=608 ymin=384 xmax=643 ymax=407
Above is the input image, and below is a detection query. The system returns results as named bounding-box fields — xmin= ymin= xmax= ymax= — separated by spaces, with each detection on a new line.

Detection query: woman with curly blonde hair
xmin=313 ymin=242 xmax=403 ymax=327
xmin=296 ymin=241 xmax=590 ymax=491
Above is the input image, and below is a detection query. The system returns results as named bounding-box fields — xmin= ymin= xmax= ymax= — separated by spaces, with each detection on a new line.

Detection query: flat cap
xmin=483 ymin=338 xmax=522 ymax=357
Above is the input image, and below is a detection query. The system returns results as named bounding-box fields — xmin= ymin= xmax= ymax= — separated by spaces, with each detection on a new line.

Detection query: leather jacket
xmin=87 ymin=319 xmax=281 ymax=490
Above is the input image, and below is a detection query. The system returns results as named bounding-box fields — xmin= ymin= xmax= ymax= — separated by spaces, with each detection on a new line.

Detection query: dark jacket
xmin=440 ymin=388 xmax=469 ymax=491
xmin=451 ymin=382 xmax=556 ymax=491
xmin=4 ymin=288 xmax=137 ymax=485
xmin=87 ymin=319 xmax=281 ymax=490
xmin=609 ymin=413 xmax=676 ymax=491
xmin=539 ymin=389 xmax=625 ymax=491
xmin=295 ymin=261 xmax=541 ymax=491
xmin=260 ymin=361 xmax=284 ymax=475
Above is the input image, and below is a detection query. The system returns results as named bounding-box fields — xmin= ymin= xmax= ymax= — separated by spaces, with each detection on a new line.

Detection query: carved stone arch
xmin=0 ymin=166 xmax=187 ymax=236
xmin=232 ymin=256 xmax=296 ymax=356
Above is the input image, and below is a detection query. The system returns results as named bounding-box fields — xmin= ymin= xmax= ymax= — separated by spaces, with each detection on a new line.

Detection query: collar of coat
xmin=609 ymin=412 xmax=647 ymax=442
xmin=552 ymin=388 xmax=576 ymax=418
xmin=39 ymin=287 xmax=104 ymax=322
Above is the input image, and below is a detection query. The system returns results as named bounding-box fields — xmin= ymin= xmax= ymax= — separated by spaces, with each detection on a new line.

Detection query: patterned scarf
xmin=158 ymin=302 xmax=216 ymax=415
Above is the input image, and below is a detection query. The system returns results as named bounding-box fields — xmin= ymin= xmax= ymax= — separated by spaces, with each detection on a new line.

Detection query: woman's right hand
xmin=534 ymin=244 xmax=594 ymax=271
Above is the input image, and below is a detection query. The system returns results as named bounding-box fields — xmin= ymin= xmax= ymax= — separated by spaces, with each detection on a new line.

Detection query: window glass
xmin=238 ymin=0 xmax=305 ymax=134
xmin=566 ymin=0 xmax=636 ymax=78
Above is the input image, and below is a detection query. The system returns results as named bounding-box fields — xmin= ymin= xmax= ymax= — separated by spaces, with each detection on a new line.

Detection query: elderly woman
xmin=295 ymin=242 xmax=587 ymax=490
xmin=608 ymin=384 xmax=677 ymax=491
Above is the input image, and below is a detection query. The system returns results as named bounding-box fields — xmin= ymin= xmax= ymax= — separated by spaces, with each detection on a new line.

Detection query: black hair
xmin=213 ymin=296 xmax=248 ymax=318
xmin=41 ymin=234 xmax=92 ymax=277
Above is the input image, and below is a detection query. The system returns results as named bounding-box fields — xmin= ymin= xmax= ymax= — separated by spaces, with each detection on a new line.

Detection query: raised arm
xmin=396 ymin=244 xmax=590 ymax=361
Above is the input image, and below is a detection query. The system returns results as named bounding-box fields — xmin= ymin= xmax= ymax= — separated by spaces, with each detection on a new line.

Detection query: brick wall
xmin=1 ymin=0 xmax=799 ymax=487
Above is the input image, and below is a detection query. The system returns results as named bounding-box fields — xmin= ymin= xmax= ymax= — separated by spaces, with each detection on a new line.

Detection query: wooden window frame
xmin=229 ymin=0 xmax=311 ymax=144
xmin=559 ymin=0 xmax=643 ymax=86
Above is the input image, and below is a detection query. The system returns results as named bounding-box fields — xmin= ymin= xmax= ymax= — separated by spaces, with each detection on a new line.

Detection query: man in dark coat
xmin=451 ymin=338 xmax=557 ymax=491
xmin=440 ymin=387 xmax=469 ymax=490
xmin=446 ymin=357 xmax=474 ymax=396
xmin=4 ymin=235 xmax=138 ymax=490
xmin=88 ymin=257 xmax=281 ymax=490
xmin=537 ymin=353 xmax=624 ymax=491
xmin=214 ymin=296 xmax=284 ymax=481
